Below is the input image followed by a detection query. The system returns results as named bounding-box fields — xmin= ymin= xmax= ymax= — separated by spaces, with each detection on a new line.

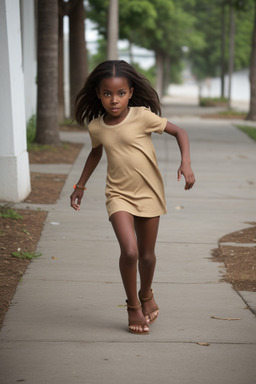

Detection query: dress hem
xmin=108 ymin=208 xmax=167 ymax=221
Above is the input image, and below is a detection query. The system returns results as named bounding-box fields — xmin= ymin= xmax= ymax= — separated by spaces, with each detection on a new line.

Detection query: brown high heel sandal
xmin=139 ymin=289 xmax=159 ymax=325
xmin=126 ymin=301 xmax=150 ymax=335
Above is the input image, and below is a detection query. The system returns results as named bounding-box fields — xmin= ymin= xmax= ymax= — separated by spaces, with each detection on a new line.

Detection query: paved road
xmin=0 ymin=103 xmax=256 ymax=383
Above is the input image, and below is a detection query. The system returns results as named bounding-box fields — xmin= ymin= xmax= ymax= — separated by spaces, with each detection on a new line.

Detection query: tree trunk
xmin=246 ymin=0 xmax=256 ymax=121
xmin=58 ymin=4 xmax=65 ymax=123
xmin=107 ymin=0 xmax=119 ymax=60
xmin=163 ymin=55 xmax=171 ymax=96
xmin=220 ymin=3 xmax=226 ymax=98
xmin=69 ymin=0 xmax=87 ymax=118
xmin=227 ymin=5 xmax=235 ymax=109
xmin=36 ymin=0 xmax=60 ymax=145
xmin=128 ymin=40 xmax=134 ymax=65
xmin=155 ymin=51 xmax=164 ymax=98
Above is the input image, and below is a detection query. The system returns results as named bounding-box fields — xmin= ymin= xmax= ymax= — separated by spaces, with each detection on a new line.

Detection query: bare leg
xmin=134 ymin=216 xmax=160 ymax=323
xmin=110 ymin=211 xmax=149 ymax=333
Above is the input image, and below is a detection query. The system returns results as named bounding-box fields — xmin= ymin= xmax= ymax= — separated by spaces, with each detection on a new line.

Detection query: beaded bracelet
xmin=73 ymin=184 xmax=87 ymax=190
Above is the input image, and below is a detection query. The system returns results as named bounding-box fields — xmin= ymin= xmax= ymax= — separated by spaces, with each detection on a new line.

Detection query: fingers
xmin=70 ymin=191 xmax=83 ymax=210
xmin=184 ymin=178 xmax=195 ymax=190
xmin=177 ymin=169 xmax=182 ymax=182
xmin=177 ymin=166 xmax=195 ymax=190
xmin=184 ymin=173 xmax=195 ymax=190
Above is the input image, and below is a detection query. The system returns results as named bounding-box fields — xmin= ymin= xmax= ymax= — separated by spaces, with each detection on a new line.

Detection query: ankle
xmin=139 ymin=289 xmax=153 ymax=301
xmin=126 ymin=299 xmax=141 ymax=308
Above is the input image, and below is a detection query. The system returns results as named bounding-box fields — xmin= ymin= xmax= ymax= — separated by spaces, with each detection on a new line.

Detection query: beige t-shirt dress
xmin=88 ymin=106 xmax=167 ymax=219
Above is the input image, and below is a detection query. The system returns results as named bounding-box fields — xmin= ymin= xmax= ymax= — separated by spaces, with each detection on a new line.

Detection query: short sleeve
xmin=88 ymin=120 xmax=102 ymax=148
xmin=142 ymin=108 xmax=167 ymax=134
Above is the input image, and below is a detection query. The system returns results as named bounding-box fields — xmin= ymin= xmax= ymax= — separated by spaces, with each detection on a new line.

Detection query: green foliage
xmin=11 ymin=250 xmax=42 ymax=259
xmin=235 ymin=6 xmax=254 ymax=70
xmin=86 ymin=0 xmax=255 ymax=87
xmin=26 ymin=114 xmax=36 ymax=149
xmin=189 ymin=0 xmax=255 ymax=79
xmin=87 ymin=0 xmax=200 ymax=84
xmin=87 ymin=0 xmax=108 ymax=37
xmin=0 ymin=205 xmax=23 ymax=220
xmin=236 ymin=125 xmax=256 ymax=141
xmin=132 ymin=63 xmax=156 ymax=87
xmin=119 ymin=0 xmax=157 ymax=40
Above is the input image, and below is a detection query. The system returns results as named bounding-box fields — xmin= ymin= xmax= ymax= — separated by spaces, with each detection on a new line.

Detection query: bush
xmin=199 ymin=97 xmax=228 ymax=107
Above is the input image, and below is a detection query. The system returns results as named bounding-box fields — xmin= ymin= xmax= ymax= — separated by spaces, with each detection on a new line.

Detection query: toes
xmin=129 ymin=324 xmax=149 ymax=333
xmin=149 ymin=310 xmax=159 ymax=323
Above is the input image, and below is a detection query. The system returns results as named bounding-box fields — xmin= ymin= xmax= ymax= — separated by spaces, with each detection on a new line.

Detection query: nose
xmin=111 ymin=95 xmax=118 ymax=104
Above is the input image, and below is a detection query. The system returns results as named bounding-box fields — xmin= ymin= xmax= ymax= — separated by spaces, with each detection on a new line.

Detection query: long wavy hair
xmin=75 ymin=60 xmax=162 ymax=125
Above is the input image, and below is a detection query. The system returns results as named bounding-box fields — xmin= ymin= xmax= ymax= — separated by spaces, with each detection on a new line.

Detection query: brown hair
xmin=75 ymin=60 xmax=162 ymax=125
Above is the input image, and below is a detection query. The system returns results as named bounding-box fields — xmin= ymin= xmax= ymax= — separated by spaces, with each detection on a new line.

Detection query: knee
xmin=120 ymin=246 xmax=138 ymax=265
xmin=139 ymin=251 xmax=156 ymax=265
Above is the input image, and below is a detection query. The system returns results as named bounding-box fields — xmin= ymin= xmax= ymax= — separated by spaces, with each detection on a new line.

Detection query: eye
xmin=103 ymin=92 xmax=111 ymax=97
xmin=119 ymin=91 xmax=126 ymax=96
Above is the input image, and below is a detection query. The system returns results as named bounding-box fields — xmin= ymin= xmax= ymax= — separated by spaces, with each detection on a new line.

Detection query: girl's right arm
xmin=70 ymin=144 xmax=103 ymax=210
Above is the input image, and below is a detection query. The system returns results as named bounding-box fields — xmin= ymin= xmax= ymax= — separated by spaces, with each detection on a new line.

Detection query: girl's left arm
xmin=164 ymin=121 xmax=195 ymax=190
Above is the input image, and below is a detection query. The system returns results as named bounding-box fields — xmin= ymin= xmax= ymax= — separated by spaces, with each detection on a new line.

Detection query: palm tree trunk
xmin=58 ymin=8 xmax=65 ymax=123
xmin=221 ymin=3 xmax=226 ymax=98
xmin=227 ymin=5 xmax=235 ymax=110
xmin=247 ymin=0 xmax=256 ymax=121
xmin=155 ymin=51 xmax=164 ymax=98
xmin=36 ymin=0 xmax=60 ymax=145
xmin=107 ymin=0 xmax=119 ymax=60
xmin=69 ymin=0 xmax=88 ymax=118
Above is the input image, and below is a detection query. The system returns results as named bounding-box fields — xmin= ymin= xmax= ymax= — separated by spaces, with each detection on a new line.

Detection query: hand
xmin=70 ymin=189 xmax=84 ymax=210
xmin=177 ymin=162 xmax=195 ymax=190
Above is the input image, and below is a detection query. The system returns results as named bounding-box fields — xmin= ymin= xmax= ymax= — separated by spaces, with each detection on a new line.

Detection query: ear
xmin=129 ymin=87 xmax=134 ymax=99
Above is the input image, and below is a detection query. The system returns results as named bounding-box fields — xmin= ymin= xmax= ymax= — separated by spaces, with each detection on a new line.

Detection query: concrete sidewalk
xmin=0 ymin=106 xmax=256 ymax=383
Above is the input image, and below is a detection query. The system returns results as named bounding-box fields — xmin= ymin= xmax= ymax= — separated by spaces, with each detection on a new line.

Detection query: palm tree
xmin=36 ymin=0 xmax=60 ymax=145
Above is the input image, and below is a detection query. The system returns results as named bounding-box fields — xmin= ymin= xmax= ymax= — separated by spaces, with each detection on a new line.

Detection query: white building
xmin=0 ymin=0 xmax=36 ymax=202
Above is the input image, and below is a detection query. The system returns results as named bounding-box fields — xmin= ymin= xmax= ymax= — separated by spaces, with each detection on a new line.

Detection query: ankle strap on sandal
xmin=126 ymin=300 xmax=141 ymax=311
xmin=139 ymin=289 xmax=154 ymax=302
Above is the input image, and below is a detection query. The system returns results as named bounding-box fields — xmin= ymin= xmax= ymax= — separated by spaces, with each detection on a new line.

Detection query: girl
xmin=70 ymin=60 xmax=195 ymax=335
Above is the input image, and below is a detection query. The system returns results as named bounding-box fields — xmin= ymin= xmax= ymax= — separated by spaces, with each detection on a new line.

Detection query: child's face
xmin=96 ymin=77 xmax=133 ymax=121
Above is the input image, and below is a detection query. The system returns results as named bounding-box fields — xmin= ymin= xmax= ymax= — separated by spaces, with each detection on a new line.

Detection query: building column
xmin=0 ymin=0 xmax=31 ymax=202
xmin=20 ymin=0 xmax=37 ymax=123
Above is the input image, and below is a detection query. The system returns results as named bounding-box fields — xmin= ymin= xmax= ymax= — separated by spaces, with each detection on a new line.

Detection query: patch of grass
xmin=200 ymin=97 xmax=228 ymax=107
xmin=60 ymin=118 xmax=77 ymax=126
xmin=236 ymin=125 xmax=256 ymax=141
xmin=28 ymin=141 xmax=71 ymax=152
xmin=0 ymin=205 xmax=23 ymax=220
xmin=28 ymin=142 xmax=53 ymax=152
xmin=11 ymin=250 xmax=42 ymax=259
xmin=219 ymin=109 xmax=247 ymax=117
